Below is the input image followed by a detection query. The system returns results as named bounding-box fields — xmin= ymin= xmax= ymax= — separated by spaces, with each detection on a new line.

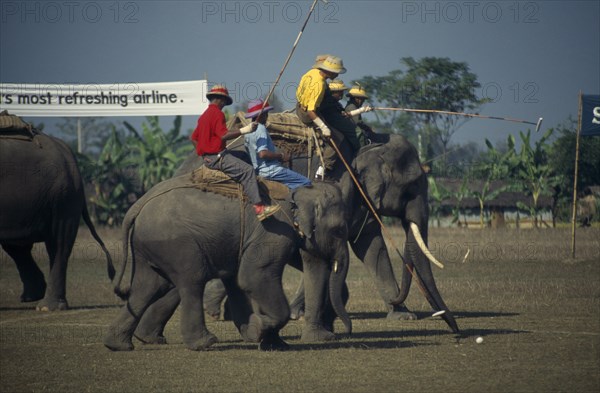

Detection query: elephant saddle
xmin=190 ymin=166 xmax=290 ymax=201
xmin=0 ymin=110 xmax=36 ymax=141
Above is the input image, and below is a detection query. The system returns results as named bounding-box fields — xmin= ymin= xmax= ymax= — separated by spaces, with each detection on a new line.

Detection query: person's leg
xmin=264 ymin=166 xmax=312 ymax=190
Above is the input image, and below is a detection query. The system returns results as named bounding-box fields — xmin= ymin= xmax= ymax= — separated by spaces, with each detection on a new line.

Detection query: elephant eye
xmin=333 ymin=227 xmax=347 ymax=238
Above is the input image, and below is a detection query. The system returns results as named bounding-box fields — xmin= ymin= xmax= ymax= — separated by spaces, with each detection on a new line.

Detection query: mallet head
xmin=535 ymin=117 xmax=543 ymax=132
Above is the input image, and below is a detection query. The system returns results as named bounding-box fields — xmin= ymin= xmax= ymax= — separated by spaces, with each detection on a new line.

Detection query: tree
xmin=550 ymin=118 xmax=600 ymax=199
xmin=55 ymin=117 xmax=118 ymax=154
xmin=77 ymin=127 xmax=140 ymax=227
xmin=427 ymin=177 xmax=451 ymax=227
xmin=469 ymin=136 xmax=518 ymax=227
xmin=512 ymin=129 xmax=557 ymax=228
xmin=124 ymin=116 xmax=194 ymax=193
xmin=357 ymin=57 xmax=488 ymax=163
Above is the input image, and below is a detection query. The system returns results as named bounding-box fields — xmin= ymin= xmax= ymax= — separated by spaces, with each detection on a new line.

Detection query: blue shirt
xmin=244 ymin=123 xmax=280 ymax=176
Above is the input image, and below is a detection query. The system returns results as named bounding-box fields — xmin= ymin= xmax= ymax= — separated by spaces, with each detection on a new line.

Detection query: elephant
xmin=148 ymin=130 xmax=460 ymax=341
xmin=286 ymin=132 xmax=460 ymax=336
xmin=0 ymin=128 xmax=114 ymax=311
xmin=103 ymin=171 xmax=351 ymax=351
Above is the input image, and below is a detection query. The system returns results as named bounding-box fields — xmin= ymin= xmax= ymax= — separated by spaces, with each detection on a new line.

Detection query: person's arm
xmin=258 ymin=150 xmax=289 ymax=162
xmin=222 ymin=123 xmax=256 ymax=141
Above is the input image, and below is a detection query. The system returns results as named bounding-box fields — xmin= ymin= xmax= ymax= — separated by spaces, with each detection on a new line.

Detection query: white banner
xmin=0 ymin=80 xmax=208 ymax=117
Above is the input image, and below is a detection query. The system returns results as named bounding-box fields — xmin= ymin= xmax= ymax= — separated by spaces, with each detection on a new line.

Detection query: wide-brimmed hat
xmin=347 ymin=85 xmax=368 ymax=99
xmin=312 ymin=54 xmax=331 ymax=69
xmin=244 ymin=99 xmax=274 ymax=119
xmin=206 ymin=84 xmax=233 ymax=106
xmin=329 ymin=79 xmax=348 ymax=92
xmin=318 ymin=56 xmax=346 ymax=75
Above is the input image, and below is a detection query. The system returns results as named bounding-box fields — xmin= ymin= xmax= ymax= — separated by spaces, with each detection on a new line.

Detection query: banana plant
xmin=124 ymin=116 xmax=193 ymax=193
xmin=78 ymin=127 xmax=140 ymax=226
xmin=512 ymin=129 xmax=555 ymax=228
xmin=470 ymin=137 xmax=518 ymax=227
xmin=428 ymin=177 xmax=451 ymax=227
xmin=451 ymin=177 xmax=471 ymax=227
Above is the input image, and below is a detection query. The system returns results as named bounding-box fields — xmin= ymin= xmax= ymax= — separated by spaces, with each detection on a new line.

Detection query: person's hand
xmin=313 ymin=117 xmax=331 ymax=138
xmin=280 ymin=151 xmax=291 ymax=162
xmin=239 ymin=122 xmax=257 ymax=135
xmin=348 ymin=106 xmax=372 ymax=116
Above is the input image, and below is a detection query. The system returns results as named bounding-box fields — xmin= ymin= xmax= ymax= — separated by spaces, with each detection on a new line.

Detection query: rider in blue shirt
xmin=244 ymin=99 xmax=312 ymax=190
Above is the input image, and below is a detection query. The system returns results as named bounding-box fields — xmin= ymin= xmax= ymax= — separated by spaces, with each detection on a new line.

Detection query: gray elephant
xmin=0 ymin=126 xmax=113 ymax=311
xmin=103 ymin=172 xmax=350 ymax=351
xmin=147 ymin=131 xmax=459 ymax=341
xmin=289 ymin=132 xmax=460 ymax=335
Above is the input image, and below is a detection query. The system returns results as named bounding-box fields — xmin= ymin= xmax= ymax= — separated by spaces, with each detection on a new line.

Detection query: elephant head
xmin=353 ymin=135 xmax=459 ymax=333
xmin=292 ymin=183 xmax=352 ymax=335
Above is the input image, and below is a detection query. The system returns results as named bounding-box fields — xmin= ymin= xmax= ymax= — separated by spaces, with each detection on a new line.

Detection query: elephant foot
xmin=134 ymin=333 xmax=168 ymax=345
xmin=20 ymin=286 xmax=46 ymax=303
xmin=301 ymin=325 xmax=335 ymax=342
xmin=240 ymin=314 xmax=264 ymax=343
xmin=103 ymin=331 xmax=134 ymax=352
xmin=36 ymin=298 xmax=68 ymax=312
xmin=186 ymin=333 xmax=218 ymax=351
xmin=386 ymin=310 xmax=417 ymax=321
xmin=290 ymin=305 xmax=305 ymax=321
xmin=259 ymin=333 xmax=290 ymax=351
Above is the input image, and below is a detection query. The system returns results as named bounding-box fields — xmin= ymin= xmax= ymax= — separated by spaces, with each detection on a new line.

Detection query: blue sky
xmin=1 ymin=0 xmax=599 ymax=146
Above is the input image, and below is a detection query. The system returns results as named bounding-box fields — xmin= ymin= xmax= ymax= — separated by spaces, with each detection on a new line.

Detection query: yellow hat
xmin=312 ymin=54 xmax=331 ymax=69
xmin=328 ymin=79 xmax=348 ymax=92
xmin=347 ymin=85 xmax=368 ymax=99
xmin=318 ymin=56 xmax=346 ymax=74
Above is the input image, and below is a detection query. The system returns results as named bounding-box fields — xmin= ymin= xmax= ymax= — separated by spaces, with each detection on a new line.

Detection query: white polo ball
xmin=476 ymin=337 xmax=484 ymax=344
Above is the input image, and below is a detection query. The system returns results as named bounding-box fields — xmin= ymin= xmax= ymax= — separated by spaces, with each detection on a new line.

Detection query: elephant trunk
xmin=328 ymin=247 xmax=352 ymax=334
xmin=390 ymin=254 xmax=413 ymax=306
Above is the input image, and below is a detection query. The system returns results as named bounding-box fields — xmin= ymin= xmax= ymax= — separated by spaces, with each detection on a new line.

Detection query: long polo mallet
xmin=227 ymin=0 xmax=327 ymax=148
xmin=375 ymin=107 xmax=543 ymax=132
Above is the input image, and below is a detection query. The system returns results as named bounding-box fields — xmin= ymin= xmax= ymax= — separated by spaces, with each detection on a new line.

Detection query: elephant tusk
xmin=409 ymin=222 xmax=444 ymax=269
xmin=333 ymin=260 xmax=338 ymax=273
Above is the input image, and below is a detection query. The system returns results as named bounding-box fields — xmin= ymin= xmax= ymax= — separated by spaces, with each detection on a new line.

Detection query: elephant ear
xmin=292 ymin=188 xmax=317 ymax=241
xmin=292 ymin=186 xmax=335 ymax=242
xmin=355 ymin=148 xmax=390 ymax=211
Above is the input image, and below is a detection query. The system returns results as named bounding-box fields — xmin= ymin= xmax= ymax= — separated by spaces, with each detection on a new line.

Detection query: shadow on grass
xmin=132 ymin=327 xmax=531 ymax=353
xmin=349 ymin=310 xmax=520 ymax=320
xmin=211 ymin=338 xmax=432 ymax=351
xmin=0 ymin=304 xmax=121 ymax=311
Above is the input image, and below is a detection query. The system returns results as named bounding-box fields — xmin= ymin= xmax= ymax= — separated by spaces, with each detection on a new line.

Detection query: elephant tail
xmin=112 ymin=206 xmax=138 ymax=300
xmin=81 ymin=199 xmax=115 ymax=280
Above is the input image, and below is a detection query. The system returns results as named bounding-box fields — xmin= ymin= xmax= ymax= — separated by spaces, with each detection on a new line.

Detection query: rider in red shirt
xmin=191 ymin=85 xmax=280 ymax=221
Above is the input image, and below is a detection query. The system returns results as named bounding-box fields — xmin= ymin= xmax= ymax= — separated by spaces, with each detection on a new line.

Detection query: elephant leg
xmin=300 ymin=252 xmax=336 ymax=342
xmin=259 ymin=330 xmax=291 ymax=351
xmin=289 ymin=277 xmax=305 ymax=320
xmin=221 ymin=277 xmax=254 ymax=342
xmin=351 ymin=227 xmax=417 ymax=321
xmin=134 ymin=286 xmax=180 ymax=345
xmin=175 ymin=276 xmax=217 ymax=351
xmin=104 ymin=257 xmax=171 ymax=351
xmin=204 ymin=279 xmax=227 ymax=320
xmin=237 ymin=257 xmax=290 ymax=345
xmin=1 ymin=243 xmax=46 ymax=303
xmin=36 ymin=220 xmax=79 ymax=311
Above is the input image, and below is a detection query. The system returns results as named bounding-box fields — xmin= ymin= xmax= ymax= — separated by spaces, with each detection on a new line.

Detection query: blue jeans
xmin=258 ymin=165 xmax=312 ymax=190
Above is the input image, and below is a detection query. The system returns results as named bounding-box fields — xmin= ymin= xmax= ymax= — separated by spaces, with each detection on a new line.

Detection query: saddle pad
xmin=190 ymin=166 xmax=290 ymax=201
xmin=0 ymin=110 xmax=34 ymax=140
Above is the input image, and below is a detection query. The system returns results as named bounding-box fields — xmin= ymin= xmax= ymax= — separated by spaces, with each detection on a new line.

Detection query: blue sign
xmin=581 ymin=94 xmax=600 ymax=136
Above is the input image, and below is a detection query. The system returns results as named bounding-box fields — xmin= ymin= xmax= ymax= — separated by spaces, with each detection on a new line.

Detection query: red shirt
xmin=190 ymin=104 xmax=228 ymax=155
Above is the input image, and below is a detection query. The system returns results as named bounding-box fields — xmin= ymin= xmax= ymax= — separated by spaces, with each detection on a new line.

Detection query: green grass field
xmin=1 ymin=227 xmax=599 ymax=393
